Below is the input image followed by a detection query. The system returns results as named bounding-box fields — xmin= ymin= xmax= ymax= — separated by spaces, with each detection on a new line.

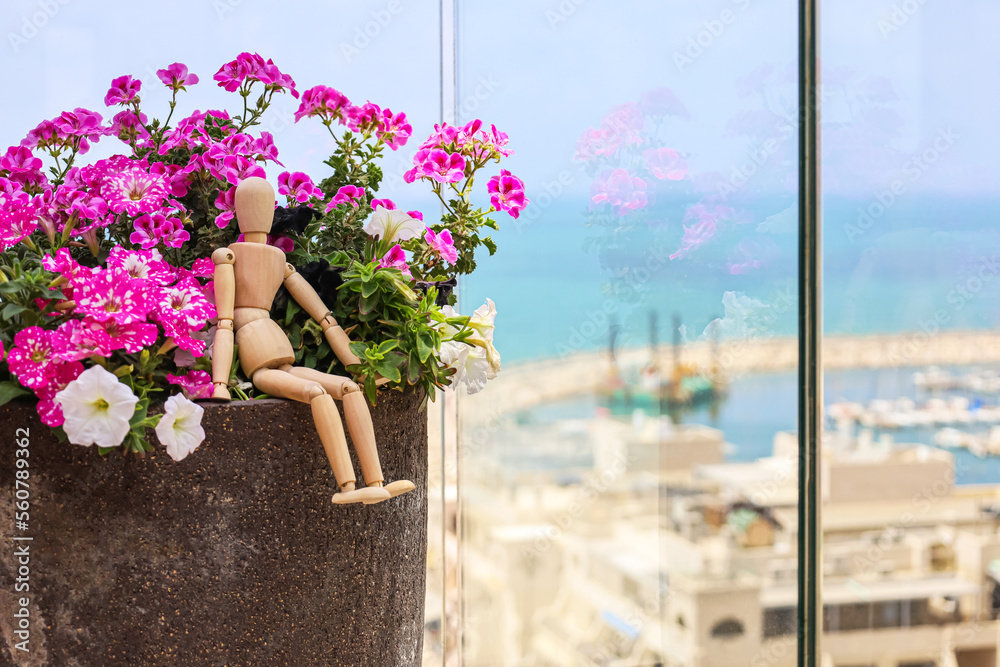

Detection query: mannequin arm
xmin=283 ymin=264 xmax=390 ymax=385
xmin=210 ymin=248 xmax=236 ymax=400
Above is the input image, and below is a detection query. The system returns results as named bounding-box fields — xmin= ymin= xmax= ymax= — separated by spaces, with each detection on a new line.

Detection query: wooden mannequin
xmin=210 ymin=177 xmax=415 ymax=505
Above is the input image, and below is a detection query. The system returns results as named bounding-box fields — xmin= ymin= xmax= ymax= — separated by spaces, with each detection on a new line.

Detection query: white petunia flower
xmin=440 ymin=341 xmax=490 ymax=395
xmin=469 ymin=298 xmax=497 ymax=342
xmin=363 ymin=205 xmax=424 ymax=243
xmin=155 ymin=394 xmax=206 ymax=462
xmin=55 ymin=365 xmax=139 ymax=448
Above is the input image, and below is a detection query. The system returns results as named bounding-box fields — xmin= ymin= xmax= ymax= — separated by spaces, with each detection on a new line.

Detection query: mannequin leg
xmin=252 ymin=368 xmax=390 ymax=505
xmin=280 ymin=365 xmax=415 ymax=503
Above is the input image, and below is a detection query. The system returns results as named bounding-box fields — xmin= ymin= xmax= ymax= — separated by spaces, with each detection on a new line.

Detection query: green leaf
xmin=416 ymin=333 xmax=434 ymax=364
xmin=359 ymin=291 xmax=379 ymax=315
xmin=0 ymin=381 xmax=29 ymax=407
xmin=129 ymin=400 xmax=149 ymax=428
xmin=360 ymin=278 xmax=379 ymax=298
xmin=0 ymin=281 xmax=24 ymax=295
xmin=363 ymin=375 xmax=377 ymax=404
xmin=374 ymin=362 xmax=401 ymax=383
xmin=97 ymin=446 xmax=115 ymax=456
xmin=482 ymin=236 xmax=498 ymax=255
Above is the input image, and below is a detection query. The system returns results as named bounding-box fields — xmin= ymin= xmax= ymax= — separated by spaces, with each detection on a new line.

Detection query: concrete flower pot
xmin=0 ymin=389 xmax=427 ymax=667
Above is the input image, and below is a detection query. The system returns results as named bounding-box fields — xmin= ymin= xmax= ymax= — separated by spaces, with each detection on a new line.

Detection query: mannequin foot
xmin=385 ymin=480 xmax=416 ymax=498
xmin=332 ymin=486 xmax=391 ymax=505
xmin=360 ymin=480 xmax=416 ymax=504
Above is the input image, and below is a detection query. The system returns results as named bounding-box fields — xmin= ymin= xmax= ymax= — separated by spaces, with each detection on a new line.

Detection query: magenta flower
xmin=21 ymin=119 xmax=67 ymax=151
xmin=102 ymin=162 xmax=171 ymax=216
xmin=590 ymin=169 xmax=647 ymax=217
xmin=347 ymin=102 xmax=382 ymax=134
xmin=371 ymin=198 xmax=396 ymax=211
xmin=7 ymin=327 xmax=58 ymax=390
xmin=294 ymin=85 xmax=352 ymax=124
xmin=130 ymin=213 xmax=189 ymax=249
xmin=53 ymin=108 xmax=107 ymax=154
xmin=278 ymin=171 xmax=324 ymax=203
xmin=0 ymin=194 xmax=38 ymax=250
xmin=408 ymin=209 xmax=423 ymax=221
xmin=252 ymin=132 xmax=281 ymax=164
xmin=104 ymin=75 xmax=141 ymax=107
xmin=487 ymin=169 xmax=529 ymax=219
xmin=94 ymin=318 xmax=159 ymax=354
xmin=220 ymin=155 xmax=266 ymax=186
xmin=51 ymin=318 xmax=113 ymax=362
xmin=110 ymin=109 xmax=150 ymax=143
xmin=669 ymin=203 xmax=732 ymax=260
xmin=213 ymin=187 xmax=236 ymax=229
xmin=107 ymin=247 xmax=175 ymax=285
xmin=376 ymin=109 xmax=411 ymax=150
xmin=422 ymin=149 xmax=466 ymax=184
xmin=214 ymin=53 xmax=298 ymax=98
xmin=167 ymin=370 xmax=214 ymax=401
xmin=424 ymin=228 xmax=458 ymax=264
xmin=74 ymin=268 xmax=153 ymax=325
xmin=34 ymin=361 xmax=84 ymax=427
xmin=325 ymin=185 xmax=365 ymax=212
xmin=378 ymin=244 xmax=412 ymax=279
xmin=190 ymin=257 xmax=215 ymax=278
xmin=642 ymin=147 xmax=688 ymax=181
xmin=156 ymin=63 xmax=199 ymax=90
xmin=0 ymin=146 xmax=45 ymax=190
xmin=157 ymin=279 xmax=216 ymax=330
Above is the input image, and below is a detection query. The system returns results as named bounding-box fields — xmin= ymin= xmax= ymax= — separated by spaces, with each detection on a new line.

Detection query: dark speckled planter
xmin=0 ymin=389 xmax=427 ymax=667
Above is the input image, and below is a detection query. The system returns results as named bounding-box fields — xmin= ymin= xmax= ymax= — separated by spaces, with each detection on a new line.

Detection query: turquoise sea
xmin=465 ymin=194 xmax=1000 ymax=486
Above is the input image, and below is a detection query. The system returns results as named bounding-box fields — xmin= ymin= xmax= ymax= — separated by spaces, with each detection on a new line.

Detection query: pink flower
xmin=0 ymin=146 xmax=46 ymax=189
xmin=278 ymin=171 xmax=324 ymax=203
xmin=104 ymin=75 xmax=141 ymax=107
xmin=190 ymin=257 xmax=215 ymax=278
xmin=669 ymin=203 xmax=732 ymax=260
xmin=325 ymin=185 xmax=365 ymax=212
xmin=252 ymin=132 xmax=281 ymax=164
xmin=377 ymin=109 xmax=411 ymax=150
xmin=7 ymin=327 xmax=58 ymax=390
xmin=590 ymin=169 xmax=647 ymax=217
xmin=130 ymin=213 xmax=190 ymax=249
xmin=370 ymin=198 xmax=396 ymax=210
xmin=110 ymin=109 xmax=150 ymax=142
xmin=487 ymin=169 xmax=529 ymax=219
xmin=213 ymin=187 xmax=236 ymax=229
xmin=236 ymin=233 xmax=294 ymax=253
xmin=214 ymin=53 xmax=298 ymax=98
xmin=167 ymin=370 xmax=214 ymax=400
xmin=378 ymin=244 xmax=412 ymax=279
xmin=220 ymin=155 xmax=266 ymax=186
xmin=642 ymin=147 xmax=688 ymax=181
xmin=424 ymin=228 xmax=458 ymax=264
xmin=407 ymin=210 xmax=423 ymax=221
xmin=34 ymin=361 xmax=84 ymax=427
xmin=53 ymin=108 xmax=107 ymax=154
xmin=51 ymin=318 xmax=113 ymax=362
xmin=294 ymin=85 xmax=352 ymax=124
xmin=347 ymin=102 xmax=382 ymax=134
xmin=156 ymin=279 xmax=216 ymax=333
xmin=74 ymin=268 xmax=153 ymax=325
xmin=156 ymin=63 xmax=199 ymax=90
xmin=107 ymin=247 xmax=175 ymax=285
xmin=0 ymin=193 xmax=38 ymax=250
xmin=422 ymin=149 xmax=466 ymax=184
xmin=90 ymin=318 xmax=159 ymax=354
xmin=102 ymin=162 xmax=171 ymax=216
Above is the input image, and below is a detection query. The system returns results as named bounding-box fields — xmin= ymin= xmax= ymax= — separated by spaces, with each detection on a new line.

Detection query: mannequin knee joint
xmin=306 ymin=383 xmax=327 ymax=400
